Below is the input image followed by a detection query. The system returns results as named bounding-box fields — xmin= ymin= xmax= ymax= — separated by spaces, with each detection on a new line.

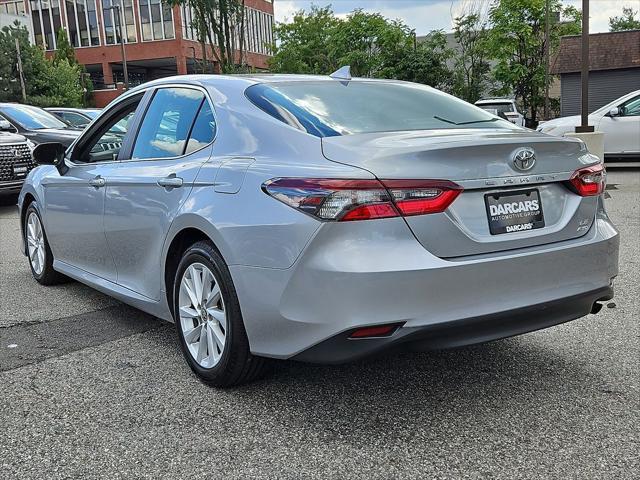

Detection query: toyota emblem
xmin=512 ymin=147 xmax=536 ymax=171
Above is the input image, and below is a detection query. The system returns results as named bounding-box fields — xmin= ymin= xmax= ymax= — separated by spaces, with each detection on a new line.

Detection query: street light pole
xmin=544 ymin=0 xmax=550 ymax=120
xmin=576 ymin=0 xmax=593 ymax=133
xmin=106 ymin=2 xmax=129 ymax=90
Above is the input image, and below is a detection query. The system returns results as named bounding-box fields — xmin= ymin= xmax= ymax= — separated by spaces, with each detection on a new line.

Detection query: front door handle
xmin=157 ymin=175 xmax=183 ymax=189
xmin=89 ymin=176 xmax=106 ymax=188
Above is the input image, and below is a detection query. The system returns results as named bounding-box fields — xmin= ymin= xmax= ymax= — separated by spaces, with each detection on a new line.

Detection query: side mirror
xmin=33 ymin=142 xmax=68 ymax=174
xmin=607 ymin=107 xmax=620 ymax=117
xmin=0 ymin=118 xmax=14 ymax=131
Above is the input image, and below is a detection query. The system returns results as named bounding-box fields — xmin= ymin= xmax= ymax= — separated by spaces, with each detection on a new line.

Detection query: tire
xmin=24 ymin=202 xmax=67 ymax=285
xmin=173 ymin=240 xmax=268 ymax=387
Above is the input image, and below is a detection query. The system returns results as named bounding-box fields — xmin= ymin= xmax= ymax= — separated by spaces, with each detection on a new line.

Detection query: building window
xmin=139 ymin=0 xmax=174 ymax=41
xmin=65 ymin=0 xmax=100 ymax=47
xmin=1 ymin=0 xmax=26 ymax=15
xmin=30 ymin=0 xmax=63 ymax=50
xmin=102 ymin=0 xmax=136 ymax=44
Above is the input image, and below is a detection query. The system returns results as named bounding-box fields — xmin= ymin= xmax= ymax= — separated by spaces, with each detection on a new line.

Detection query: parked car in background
xmin=19 ymin=74 xmax=619 ymax=387
xmin=0 ymin=103 xmax=82 ymax=147
xmin=537 ymin=90 xmax=640 ymax=160
xmin=0 ymin=128 xmax=35 ymax=197
xmin=46 ymin=108 xmax=101 ymax=129
xmin=475 ymin=98 xmax=526 ymax=127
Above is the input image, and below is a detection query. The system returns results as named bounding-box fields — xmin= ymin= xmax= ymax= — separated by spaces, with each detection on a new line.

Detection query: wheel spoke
xmin=196 ymin=325 xmax=207 ymax=362
xmin=210 ymin=323 xmax=225 ymax=352
xmin=183 ymin=325 xmax=201 ymax=344
xmin=181 ymin=277 xmax=199 ymax=309
xmin=190 ymin=265 xmax=203 ymax=305
xmin=206 ymin=324 xmax=216 ymax=360
xmin=205 ymin=283 xmax=221 ymax=307
xmin=179 ymin=305 xmax=198 ymax=319
xmin=207 ymin=307 xmax=226 ymax=330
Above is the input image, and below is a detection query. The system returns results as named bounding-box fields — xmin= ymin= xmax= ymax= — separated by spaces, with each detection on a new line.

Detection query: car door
xmin=597 ymin=94 xmax=640 ymax=155
xmin=103 ymin=86 xmax=217 ymax=301
xmin=41 ymin=94 xmax=145 ymax=281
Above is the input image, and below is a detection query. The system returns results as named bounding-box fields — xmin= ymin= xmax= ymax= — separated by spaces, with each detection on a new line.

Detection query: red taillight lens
xmin=263 ymin=178 xmax=462 ymax=221
xmin=569 ymin=163 xmax=606 ymax=196
xmin=384 ymin=180 xmax=463 ymax=216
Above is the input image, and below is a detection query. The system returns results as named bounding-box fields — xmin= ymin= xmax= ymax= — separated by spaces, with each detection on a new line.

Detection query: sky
xmin=273 ymin=0 xmax=640 ymax=35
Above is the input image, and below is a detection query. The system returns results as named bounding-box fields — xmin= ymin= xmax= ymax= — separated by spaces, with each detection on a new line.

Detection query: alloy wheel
xmin=26 ymin=212 xmax=45 ymax=276
xmin=178 ymin=262 xmax=227 ymax=369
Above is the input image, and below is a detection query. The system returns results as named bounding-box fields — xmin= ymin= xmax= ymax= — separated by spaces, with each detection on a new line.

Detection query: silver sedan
xmin=18 ymin=72 xmax=619 ymax=386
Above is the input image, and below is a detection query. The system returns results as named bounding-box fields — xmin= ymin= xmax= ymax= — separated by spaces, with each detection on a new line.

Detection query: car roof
xmin=475 ymin=98 xmax=515 ymax=104
xmin=126 ymin=73 xmax=407 ymax=93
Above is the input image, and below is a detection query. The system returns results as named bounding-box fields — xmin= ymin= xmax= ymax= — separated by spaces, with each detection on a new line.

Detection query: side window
xmin=76 ymin=100 xmax=140 ymax=163
xmin=62 ymin=112 xmax=90 ymax=127
xmin=185 ymin=101 xmax=216 ymax=155
xmin=621 ymin=96 xmax=640 ymax=117
xmin=132 ymin=87 xmax=207 ymax=160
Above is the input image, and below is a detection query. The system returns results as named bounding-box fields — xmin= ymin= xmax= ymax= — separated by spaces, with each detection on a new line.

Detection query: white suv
xmin=537 ymin=89 xmax=640 ymax=159
xmin=475 ymin=99 xmax=526 ymax=127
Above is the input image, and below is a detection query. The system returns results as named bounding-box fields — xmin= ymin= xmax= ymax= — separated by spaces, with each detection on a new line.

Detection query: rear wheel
xmin=173 ymin=240 xmax=268 ymax=387
xmin=24 ymin=203 xmax=66 ymax=285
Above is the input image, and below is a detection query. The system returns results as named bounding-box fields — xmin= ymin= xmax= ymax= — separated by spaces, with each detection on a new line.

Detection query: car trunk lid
xmin=321 ymin=129 xmax=601 ymax=258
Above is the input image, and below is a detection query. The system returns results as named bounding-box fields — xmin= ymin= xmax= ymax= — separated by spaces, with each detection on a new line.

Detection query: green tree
xmin=609 ymin=6 xmax=640 ymax=31
xmin=54 ymin=29 xmax=93 ymax=106
xmin=269 ymin=6 xmax=453 ymax=89
xmin=486 ymin=0 xmax=581 ymax=125
xmin=451 ymin=13 xmax=491 ymax=103
xmin=167 ymin=0 xmax=248 ymax=73
xmin=268 ymin=6 xmax=339 ymax=74
xmin=0 ymin=23 xmax=85 ymax=107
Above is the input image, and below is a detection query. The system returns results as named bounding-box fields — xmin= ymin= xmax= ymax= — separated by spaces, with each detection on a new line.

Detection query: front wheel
xmin=24 ymin=203 xmax=66 ymax=285
xmin=173 ymin=240 xmax=268 ymax=387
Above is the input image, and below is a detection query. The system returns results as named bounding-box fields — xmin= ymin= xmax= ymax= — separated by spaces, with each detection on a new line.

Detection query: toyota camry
xmin=18 ymin=71 xmax=619 ymax=386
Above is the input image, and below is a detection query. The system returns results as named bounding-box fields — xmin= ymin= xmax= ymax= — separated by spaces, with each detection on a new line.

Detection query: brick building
xmin=0 ymin=0 xmax=274 ymax=106
xmin=551 ymin=29 xmax=640 ymax=116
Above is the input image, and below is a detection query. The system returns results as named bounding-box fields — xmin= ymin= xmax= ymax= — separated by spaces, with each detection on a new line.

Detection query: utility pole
xmin=106 ymin=2 xmax=129 ymax=89
xmin=544 ymin=0 xmax=550 ymax=120
xmin=15 ymin=38 xmax=27 ymax=102
xmin=576 ymin=0 xmax=593 ymax=132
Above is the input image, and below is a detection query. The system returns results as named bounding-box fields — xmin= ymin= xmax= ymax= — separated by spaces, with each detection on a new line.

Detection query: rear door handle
xmin=157 ymin=175 xmax=183 ymax=189
xmin=89 ymin=176 xmax=106 ymax=188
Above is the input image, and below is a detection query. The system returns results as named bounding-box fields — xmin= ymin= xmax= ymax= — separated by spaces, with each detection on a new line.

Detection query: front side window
xmin=132 ymin=88 xmax=212 ymax=160
xmin=0 ymin=105 xmax=68 ymax=130
xmin=75 ymin=98 xmax=140 ymax=163
xmin=621 ymin=96 xmax=640 ymax=116
xmin=246 ymin=81 xmax=517 ymax=138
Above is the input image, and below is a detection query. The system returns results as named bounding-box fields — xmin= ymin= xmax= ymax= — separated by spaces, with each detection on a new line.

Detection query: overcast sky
xmin=274 ymin=0 xmax=640 ymax=34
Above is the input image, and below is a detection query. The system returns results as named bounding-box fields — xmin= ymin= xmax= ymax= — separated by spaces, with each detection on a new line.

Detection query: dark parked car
xmin=0 ymin=128 xmax=36 ymax=197
xmin=0 ymin=103 xmax=81 ymax=147
xmin=46 ymin=108 xmax=101 ymax=129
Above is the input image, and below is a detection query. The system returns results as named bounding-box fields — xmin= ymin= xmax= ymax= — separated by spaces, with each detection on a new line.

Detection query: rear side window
xmin=246 ymin=81 xmax=517 ymax=138
xmin=185 ymin=101 xmax=216 ymax=154
xmin=132 ymin=87 xmax=213 ymax=159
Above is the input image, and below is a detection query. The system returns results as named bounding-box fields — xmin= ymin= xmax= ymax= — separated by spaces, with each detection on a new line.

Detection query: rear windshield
xmin=245 ymin=81 xmax=516 ymax=137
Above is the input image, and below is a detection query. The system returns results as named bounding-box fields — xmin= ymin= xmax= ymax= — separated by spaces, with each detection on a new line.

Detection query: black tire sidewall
xmin=173 ymin=242 xmax=244 ymax=381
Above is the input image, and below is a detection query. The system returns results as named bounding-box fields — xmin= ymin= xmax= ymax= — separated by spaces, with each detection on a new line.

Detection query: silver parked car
xmin=19 ymin=73 xmax=619 ymax=386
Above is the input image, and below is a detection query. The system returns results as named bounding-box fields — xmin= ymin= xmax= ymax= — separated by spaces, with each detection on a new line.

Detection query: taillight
xmin=568 ymin=163 xmax=606 ymax=196
xmin=262 ymin=178 xmax=462 ymax=221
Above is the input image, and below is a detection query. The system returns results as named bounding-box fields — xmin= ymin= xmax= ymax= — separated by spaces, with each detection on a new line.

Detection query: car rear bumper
xmin=292 ymin=286 xmax=613 ymax=363
xmin=230 ymin=214 xmax=619 ymax=362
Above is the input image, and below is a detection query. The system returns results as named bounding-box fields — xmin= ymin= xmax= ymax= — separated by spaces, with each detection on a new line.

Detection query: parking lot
xmin=0 ymin=169 xmax=638 ymax=479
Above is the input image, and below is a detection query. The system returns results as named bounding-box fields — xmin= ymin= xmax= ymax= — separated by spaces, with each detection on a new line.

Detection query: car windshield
xmin=1 ymin=104 xmax=69 ymax=130
xmin=246 ymin=81 xmax=516 ymax=137
xmin=83 ymin=110 xmax=101 ymax=119
xmin=478 ymin=103 xmax=515 ymax=115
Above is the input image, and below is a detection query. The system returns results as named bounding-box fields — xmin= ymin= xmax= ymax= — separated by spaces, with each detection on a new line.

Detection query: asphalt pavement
xmin=0 ymin=169 xmax=638 ymax=479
